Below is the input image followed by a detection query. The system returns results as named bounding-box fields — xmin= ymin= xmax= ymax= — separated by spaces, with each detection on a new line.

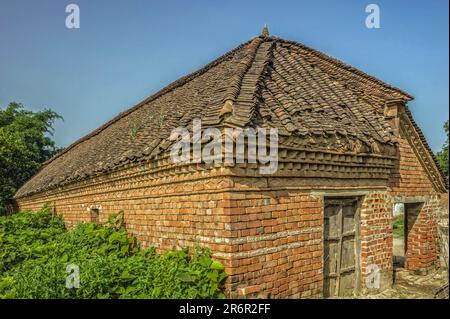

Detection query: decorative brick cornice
xmin=15 ymin=136 xmax=398 ymax=200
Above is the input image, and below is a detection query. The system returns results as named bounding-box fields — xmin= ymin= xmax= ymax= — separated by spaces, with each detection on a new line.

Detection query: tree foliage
xmin=436 ymin=120 xmax=449 ymax=176
xmin=0 ymin=102 xmax=62 ymax=214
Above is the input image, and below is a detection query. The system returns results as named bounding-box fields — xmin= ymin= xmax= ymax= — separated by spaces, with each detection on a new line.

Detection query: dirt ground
xmin=362 ymin=268 xmax=448 ymax=299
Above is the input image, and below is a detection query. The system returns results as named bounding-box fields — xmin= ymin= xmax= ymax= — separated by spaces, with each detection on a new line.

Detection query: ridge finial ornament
xmin=262 ymin=24 xmax=269 ymax=37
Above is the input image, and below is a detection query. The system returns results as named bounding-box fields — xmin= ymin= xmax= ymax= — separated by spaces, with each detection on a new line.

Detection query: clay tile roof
xmin=15 ymin=35 xmax=446 ymax=198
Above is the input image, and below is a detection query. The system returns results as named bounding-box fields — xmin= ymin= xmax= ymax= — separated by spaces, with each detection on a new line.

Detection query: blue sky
xmin=0 ymin=0 xmax=448 ymax=151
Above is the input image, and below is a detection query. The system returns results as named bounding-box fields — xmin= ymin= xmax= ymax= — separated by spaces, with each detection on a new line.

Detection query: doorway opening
xmin=392 ymin=203 xmax=406 ymax=269
xmin=392 ymin=202 xmax=422 ymax=271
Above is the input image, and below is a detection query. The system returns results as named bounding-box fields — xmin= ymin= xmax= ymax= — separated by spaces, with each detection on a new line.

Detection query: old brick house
xmin=14 ymin=31 xmax=448 ymax=298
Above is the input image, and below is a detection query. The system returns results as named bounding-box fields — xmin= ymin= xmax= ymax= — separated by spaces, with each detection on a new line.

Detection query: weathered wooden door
xmin=323 ymin=198 xmax=360 ymax=297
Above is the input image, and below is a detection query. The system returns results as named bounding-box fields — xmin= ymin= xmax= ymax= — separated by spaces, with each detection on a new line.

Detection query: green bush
xmin=0 ymin=207 xmax=227 ymax=299
xmin=0 ymin=206 xmax=66 ymax=272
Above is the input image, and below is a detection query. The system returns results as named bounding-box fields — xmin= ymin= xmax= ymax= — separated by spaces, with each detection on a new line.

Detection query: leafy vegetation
xmin=158 ymin=111 xmax=167 ymax=128
xmin=393 ymin=216 xmax=404 ymax=238
xmin=0 ymin=102 xmax=62 ymax=215
xmin=129 ymin=123 xmax=140 ymax=139
xmin=0 ymin=207 xmax=227 ymax=299
xmin=435 ymin=120 xmax=449 ymax=176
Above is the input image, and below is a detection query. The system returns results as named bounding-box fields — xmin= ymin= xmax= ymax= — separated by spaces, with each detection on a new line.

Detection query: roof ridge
xmin=270 ymin=36 xmax=414 ymax=101
xmin=222 ymin=37 xmax=264 ymax=103
xmin=40 ymin=38 xmax=255 ymax=169
xmin=246 ymin=40 xmax=276 ymax=126
xmin=221 ymin=37 xmax=276 ymax=126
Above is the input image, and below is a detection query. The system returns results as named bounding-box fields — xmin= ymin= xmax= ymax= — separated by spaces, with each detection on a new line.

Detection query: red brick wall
xmin=222 ymin=190 xmax=323 ymax=298
xmin=359 ymin=191 xmax=393 ymax=289
xmin=404 ymin=200 xmax=439 ymax=272
xmin=17 ymin=172 xmax=325 ymax=298
xmin=389 ymin=134 xmax=435 ymax=196
xmin=16 ymin=172 xmax=236 ymax=270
